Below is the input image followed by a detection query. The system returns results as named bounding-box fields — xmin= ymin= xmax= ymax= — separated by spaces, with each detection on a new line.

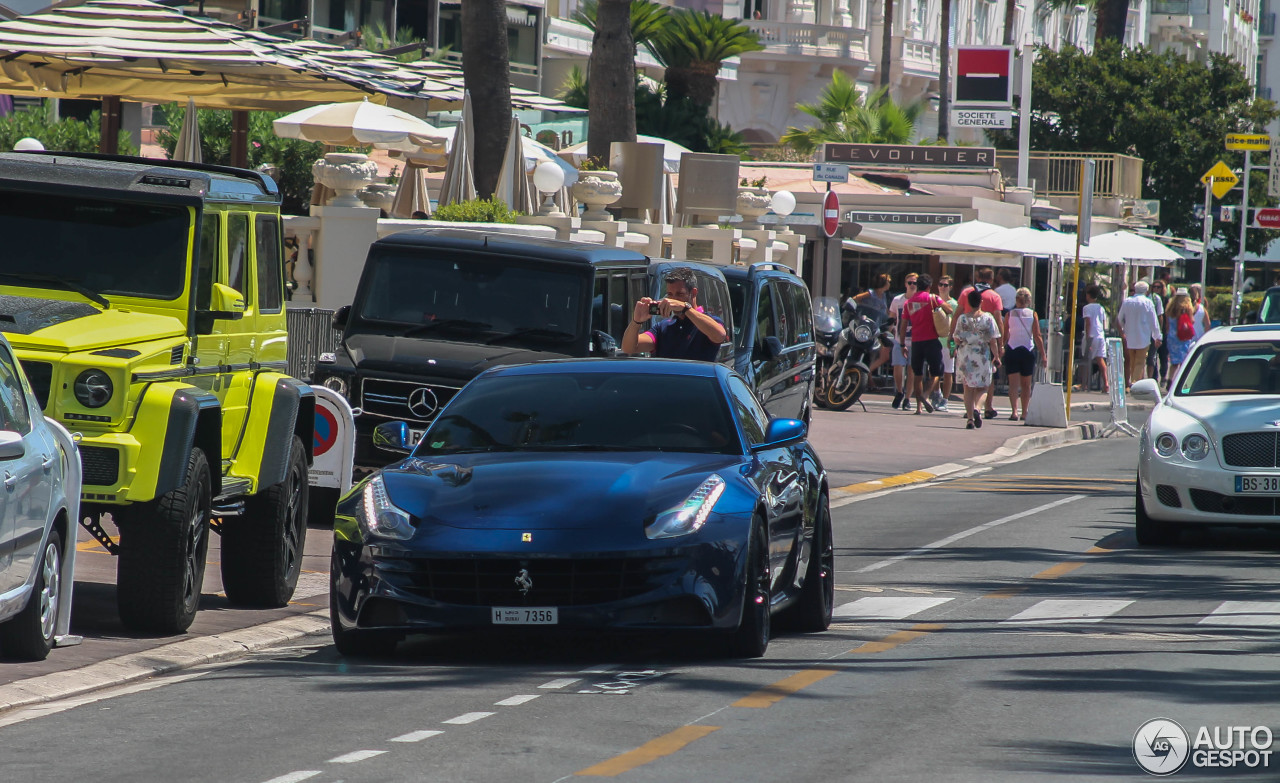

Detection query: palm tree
xmin=647 ymin=9 xmax=763 ymax=108
xmin=879 ymin=0 xmax=895 ymax=89
xmin=461 ymin=0 xmax=511 ymax=198
xmin=572 ymin=0 xmax=669 ymax=59
xmin=938 ymin=0 xmax=951 ymax=142
xmin=781 ymin=71 xmax=924 ymax=155
xmin=587 ymin=0 xmax=637 ymax=162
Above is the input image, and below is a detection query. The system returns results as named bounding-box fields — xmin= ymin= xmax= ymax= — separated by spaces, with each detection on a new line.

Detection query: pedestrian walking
xmin=954 ymin=288 xmax=1002 ymax=429
xmin=1003 ymin=287 xmax=1046 ymax=421
xmin=995 ymin=267 xmax=1017 ymax=315
xmin=1165 ymin=288 xmax=1197 ymax=390
xmin=1189 ymin=283 xmax=1211 ymax=339
xmin=1118 ymin=281 xmax=1162 ymax=388
xmin=1082 ymin=284 xmax=1110 ymax=394
xmin=952 ymin=267 xmax=1006 ymax=419
xmin=889 ymin=273 xmax=918 ymax=409
xmin=903 ymin=273 xmax=953 ymax=414
xmin=934 ymin=275 xmax=958 ymax=411
xmin=1149 ymin=279 xmax=1169 ymax=384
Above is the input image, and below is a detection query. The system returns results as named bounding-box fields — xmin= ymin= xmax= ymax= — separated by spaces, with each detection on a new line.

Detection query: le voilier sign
xmin=823 ymin=143 xmax=997 ymax=168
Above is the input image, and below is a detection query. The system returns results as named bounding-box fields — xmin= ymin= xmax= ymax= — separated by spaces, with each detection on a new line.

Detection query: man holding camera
xmin=623 ymin=268 xmax=727 ymax=361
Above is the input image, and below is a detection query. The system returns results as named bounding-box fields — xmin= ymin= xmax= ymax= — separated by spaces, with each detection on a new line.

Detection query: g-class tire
xmin=221 ymin=437 xmax=309 ymax=607
xmin=117 ymin=449 xmax=212 ymax=633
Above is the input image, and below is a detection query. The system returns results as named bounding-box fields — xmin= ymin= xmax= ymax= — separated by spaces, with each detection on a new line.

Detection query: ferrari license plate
xmin=491 ymin=607 xmax=558 ymax=625
xmin=1235 ymin=475 xmax=1280 ymax=494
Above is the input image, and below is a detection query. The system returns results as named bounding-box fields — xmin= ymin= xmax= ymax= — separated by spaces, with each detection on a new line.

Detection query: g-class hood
xmin=342 ymin=332 xmax=575 ymax=381
xmin=0 ymin=295 xmax=184 ymax=352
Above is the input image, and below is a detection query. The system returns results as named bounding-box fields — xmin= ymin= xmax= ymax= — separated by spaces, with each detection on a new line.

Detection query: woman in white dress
xmin=952 ymin=289 xmax=1003 ymax=429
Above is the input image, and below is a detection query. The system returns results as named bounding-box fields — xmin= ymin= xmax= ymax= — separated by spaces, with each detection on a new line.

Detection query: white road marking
xmin=443 ymin=711 xmax=494 ymax=724
xmin=539 ymin=677 xmax=582 ymax=689
xmin=495 ymin=694 xmax=541 ymax=706
xmin=856 ymin=495 xmax=1085 ymax=573
xmin=1002 ymin=599 xmax=1134 ymax=625
xmin=328 ymin=750 xmax=387 ymax=763
xmin=834 ymin=596 xmax=953 ymax=621
xmin=389 ymin=730 xmax=444 ymax=743
xmin=262 ymin=772 xmax=322 ymax=783
xmin=1198 ymin=601 xmax=1280 ymax=627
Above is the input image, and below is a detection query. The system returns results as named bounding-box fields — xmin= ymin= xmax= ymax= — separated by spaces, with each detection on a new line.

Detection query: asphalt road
xmin=3 ymin=434 xmax=1276 ymax=782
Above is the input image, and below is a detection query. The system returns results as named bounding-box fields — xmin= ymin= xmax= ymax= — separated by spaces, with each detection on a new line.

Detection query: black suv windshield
xmin=417 ymin=371 xmax=739 ymax=454
xmin=355 ymin=251 xmax=587 ymax=349
xmin=0 ymin=190 xmax=191 ymax=300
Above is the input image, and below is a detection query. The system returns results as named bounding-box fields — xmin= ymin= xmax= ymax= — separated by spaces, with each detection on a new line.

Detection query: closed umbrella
xmin=493 ymin=116 xmax=536 ymax=215
xmin=437 ymin=91 xmax=476 ymax=208
xmin=390 ymin=158 xmax=432 ymax=219
xmin=561 ymin=134 xmax=691 ymax=172
xmin=272 ymin=98 xmax=448 ymax=151
xmin=172 ymin=97 xmax=202 ymax=163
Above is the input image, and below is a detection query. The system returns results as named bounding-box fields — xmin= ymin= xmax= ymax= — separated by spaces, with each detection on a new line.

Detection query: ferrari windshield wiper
xmin=400 ymin=319 xmax=492 ymax=338
xmin=0 ymin=271 xmax=110 ymax=309
xmin=486 ymin=327 xmax=577 ymax=346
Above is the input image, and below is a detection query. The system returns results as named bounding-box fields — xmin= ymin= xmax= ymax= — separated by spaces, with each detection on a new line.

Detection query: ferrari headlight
xmin=1182 ymin=434 xmax=1210 ymax=461
xmin=852 ymin=323 xmax=873 ymax=343
xmin=322 ymin=375 xmax=347 ymax=397
xmin=73 ymin=369 xmax=113 ymax=408
xmin=646 ymin=474 xmax=726 ymax=540
xmin=1154 ymin=432 xmax=1178 ymax=458
xmin=356 ymin=475 xmax=414 ymax=540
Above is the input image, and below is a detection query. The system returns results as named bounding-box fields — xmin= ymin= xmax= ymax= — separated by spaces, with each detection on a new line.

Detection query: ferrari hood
xmin=381 ymin=452 xmax=742 ymax=530
xmin=0 ymin=295 xmax=184 ymax=352
xmin=343 ymin=332 xmax=575 ymax=382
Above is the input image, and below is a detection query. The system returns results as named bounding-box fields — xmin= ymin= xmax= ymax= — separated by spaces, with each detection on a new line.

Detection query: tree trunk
xmin=1002 ymin=0 xmax=1017 ymax=45
xmin=879 ymin=0 xmax=895 ymax=89
xmin=587 ymin=0 xmax=637 ymax=164
xmin=938 ymin=0 xmax=951 ymax=142
xmin=1094 ymin=0 xmax=1131 ymax=44
xmin=666 ymin=63 xmax=720 ymax=108
xmin=462 ymin=0 xmax=511 ymax=199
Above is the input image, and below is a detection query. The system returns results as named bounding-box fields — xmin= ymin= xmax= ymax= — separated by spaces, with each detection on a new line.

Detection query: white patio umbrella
xmin=561 ymin=134 xmax=690 ymax=172
xmin=925 ymin=220 xmax=1006 ymax=244
xmin=437 ymin=92 xmax=475 ymax=208
xmin=172 ymin=97 xmax=202 ymax=163
xmin=434 ymin=125 xmax=577 ymax=186
xmin=272 ymin=98 xmax=449 ymax=151
xmin=390 ymin=158 xmax=432 ymax=219
xmin=494 ymin=116 xmax=537 ymax=215
xmin=1088 ymin=230 xmax=1183 ymax=263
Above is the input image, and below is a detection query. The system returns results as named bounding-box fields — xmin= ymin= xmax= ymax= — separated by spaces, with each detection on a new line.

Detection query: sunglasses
xmin=906 ymin=281 xmax=918 ymax=286
xmin=939 ymin=283 xmax=951 ymax=287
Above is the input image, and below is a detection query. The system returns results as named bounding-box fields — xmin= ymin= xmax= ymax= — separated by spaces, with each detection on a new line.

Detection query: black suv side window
xmin=693 ymin=270 xmax=730 ymax=325
xmin=255 ymin=215 xmax=284 ymax=313
xmin=195 ymin=212 xmax=219 ymax=310
xmin=788 ymin=281 xmax=814 ymax=344
xmin=755 ymin=283 xmax=775 ymax=351
xmin=773 ymin=280 xmax=795 ymax=347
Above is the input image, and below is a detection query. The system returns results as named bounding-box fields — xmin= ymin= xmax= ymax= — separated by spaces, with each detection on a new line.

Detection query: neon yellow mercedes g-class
xmin=0 ymin=151 xmax=315 ymax=633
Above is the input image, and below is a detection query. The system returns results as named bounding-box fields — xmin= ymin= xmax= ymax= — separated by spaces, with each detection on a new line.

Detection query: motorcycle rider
xmin=850 ymin=273 xmax=892 ymax=379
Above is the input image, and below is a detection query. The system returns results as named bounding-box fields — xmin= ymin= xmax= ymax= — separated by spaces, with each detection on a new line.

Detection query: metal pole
xmin=1200 ymin=182 xmax=1212 ymax=287
xmin=1232 ymin=149 xmax=1251 ymax=324
xmin=1064 ymin=164 xmax=1087 ymax=416
xmin=1016 ymin=33 xmax=1033 ymax=187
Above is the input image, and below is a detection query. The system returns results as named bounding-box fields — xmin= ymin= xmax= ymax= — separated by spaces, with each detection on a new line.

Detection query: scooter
xmin=811 ymin=297 xmax=842 ymax=410
xmin=825 ymin=302 xmax=893 ymax=411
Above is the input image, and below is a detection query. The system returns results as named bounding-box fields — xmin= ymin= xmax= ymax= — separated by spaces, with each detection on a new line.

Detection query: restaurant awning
xmin=850 ymin=227 xmax=1022 ymax=263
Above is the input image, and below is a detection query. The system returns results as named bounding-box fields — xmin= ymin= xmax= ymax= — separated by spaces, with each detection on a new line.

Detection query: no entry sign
xmin=823 ymin=190 xmax=840 ymax=238
xmin=954 ymin=46 xmax=1014 ymax=107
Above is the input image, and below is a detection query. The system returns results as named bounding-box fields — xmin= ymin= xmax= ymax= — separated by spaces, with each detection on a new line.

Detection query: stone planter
xmin=312 ymin=152 xmax=379 ymax=208
xmin=358 ymin=183 xmax=397 ymax=214
xmin=736 ymin=187 xmax=773 ymax=228
xmin=571 ymin=169 xmax=623 ymax=221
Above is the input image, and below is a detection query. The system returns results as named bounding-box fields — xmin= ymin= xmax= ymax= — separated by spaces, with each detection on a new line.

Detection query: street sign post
xmin=1226 ymin=133 xmax=1271 ymax=151
xmin=812 ymin=163 xmax=849 ymax=183
xmin=822 ymin=190 xmax=840 ymax=238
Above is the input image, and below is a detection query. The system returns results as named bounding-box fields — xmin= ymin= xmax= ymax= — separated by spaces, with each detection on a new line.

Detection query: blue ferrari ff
xmin=329 ymin=358 xmax=833 ymax=658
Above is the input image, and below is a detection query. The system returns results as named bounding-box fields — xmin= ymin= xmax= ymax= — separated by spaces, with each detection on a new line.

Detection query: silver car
xmin=0 ymin=332 xmax=80 ymax=660
xmin=1133 ymin=324 xmax=1280 ymax=544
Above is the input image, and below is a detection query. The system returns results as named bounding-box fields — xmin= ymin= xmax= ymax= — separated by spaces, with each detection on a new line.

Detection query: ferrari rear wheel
xmin=725 ymin=519 xmax=770 ymax=658
xmin=1134 ymin=477 xmax=1180 ymax=546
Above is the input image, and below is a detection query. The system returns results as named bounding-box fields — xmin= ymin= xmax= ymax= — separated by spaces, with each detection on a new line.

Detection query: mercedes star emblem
xmin=514 ymin=568 xmax=533 ymax=595
xmin=406 ymin=386 xmax=440 ymax=419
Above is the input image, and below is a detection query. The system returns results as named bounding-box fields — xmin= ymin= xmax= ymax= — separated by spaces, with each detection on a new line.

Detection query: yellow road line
xmin=838 ymin=470 xmax=936 ymax=495
xmin=76 ymin=541 xmax=109 ymax=554
xmin=574 ymin=725 xmax=721 ymax=777
xmin=850 ymin=623 xmax=944 ymax=654
xmin=732 ymin=668 xmax=838 ymax=709
xmin=985 ymin=586 xmax=1027 ymax=599
xmin=1033 ymin=561 xmax=1084 ymax=580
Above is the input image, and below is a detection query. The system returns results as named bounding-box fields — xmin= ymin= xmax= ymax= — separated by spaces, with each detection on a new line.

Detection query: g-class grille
xmin=18 ymin=360 xmax=51 ymax=410
xmin=79 ymin=445 xmax=120 ymax=486
xmin=359 ymin=378 xmax=460 ymax=423
xmin=1222 ymin=432 xmax=1280 ymax=468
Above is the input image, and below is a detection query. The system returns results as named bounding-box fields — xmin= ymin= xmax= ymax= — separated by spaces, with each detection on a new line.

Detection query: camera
xmin=649 ymin=304 xmax=661 ymax=315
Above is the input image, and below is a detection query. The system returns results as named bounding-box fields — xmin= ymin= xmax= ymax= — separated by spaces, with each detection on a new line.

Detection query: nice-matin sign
xmin=822 ymin=143 xmax=998 ymax=168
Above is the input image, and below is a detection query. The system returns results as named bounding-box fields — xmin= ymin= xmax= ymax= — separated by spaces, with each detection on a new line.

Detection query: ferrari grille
xmin=1222 ymin=432 xmax=1280 ymax=467
xmin=381 ymin=556 xmax=686 ymax=607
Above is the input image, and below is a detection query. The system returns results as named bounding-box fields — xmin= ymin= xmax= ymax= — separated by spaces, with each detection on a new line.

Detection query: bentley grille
xmin=359 ymin=378 xmax=460 ymax=423
xmin=1222 ymin=432 xmax=1280 ymax=468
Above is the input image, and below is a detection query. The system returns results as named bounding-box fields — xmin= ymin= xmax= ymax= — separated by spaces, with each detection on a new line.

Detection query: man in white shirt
xmin=888 ymin=274 xmax=917 ymax=409
xmin=995 ymin=268 xmax=1018 ymax=314
xmin=1082 ymin=284 xmax=1109 ymax=393
xmin=1117 ymin=280 xmax=1162 ymax=388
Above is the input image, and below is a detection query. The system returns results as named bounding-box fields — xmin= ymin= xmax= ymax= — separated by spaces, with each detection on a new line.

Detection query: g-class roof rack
xmin=10 ymin=150 xmax=279 ymax=195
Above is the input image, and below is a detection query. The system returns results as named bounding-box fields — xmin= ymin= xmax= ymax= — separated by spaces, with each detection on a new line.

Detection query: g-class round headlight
xmin=74 ymin=369 xmax=113 ymax=408
xmin=1155 ymin=432 xmax=1178 ymax=458
xmin=1182 ymin=434 xmax=1210 ymax=461
xmin=322 ymin=375 xmax=347 ymax=397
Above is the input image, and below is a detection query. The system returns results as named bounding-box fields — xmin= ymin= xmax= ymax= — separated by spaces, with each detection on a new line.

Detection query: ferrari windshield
xmin=0 ymin=190 xmax=191 ymax=300
xmin=417 ymin=371 xmax=739 ymax=454
xmin=355 ymin=251 xmax=586 ymax=350
xmin=1176 ymin=341 xmax=1280 ymax=396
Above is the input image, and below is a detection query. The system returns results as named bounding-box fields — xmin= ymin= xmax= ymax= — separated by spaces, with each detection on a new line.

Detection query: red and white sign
xmin=822 ymin=190 xmax=840 ymax=238
xmin=953 ymin=46 xmax=1014 ymax=108
xmin=1252 ymin=208 xmax=1280 ymax=228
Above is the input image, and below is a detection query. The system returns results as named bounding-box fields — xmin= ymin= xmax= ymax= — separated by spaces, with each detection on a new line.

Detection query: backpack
xmin=1176 ymin=312 xmax=1195 ymax=341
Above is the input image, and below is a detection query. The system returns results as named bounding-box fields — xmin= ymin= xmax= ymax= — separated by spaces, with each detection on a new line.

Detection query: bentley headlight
xmin=73 ymin=369 xmax=113 ymax=408
xmin=1155 ymin=432 xmax=1178 ymax=458
xmin=1182 ymin=434 xmax=1210 ymax=461
xmin=356 ymin=475 xmax=415 ymax=540
xmin=646 ymin=474 xmax=726 ymax=540
xmin=322 ymin=375 xmax=348 ymax=397
xmin=852 ymin=323 xmax=873 ymax=343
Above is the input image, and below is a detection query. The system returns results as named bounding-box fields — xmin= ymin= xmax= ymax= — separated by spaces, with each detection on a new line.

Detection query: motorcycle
xmin=824 ymin=301 xmax=894 ymax=411
xmin=811 ymin=297 xmax=842 ymax=410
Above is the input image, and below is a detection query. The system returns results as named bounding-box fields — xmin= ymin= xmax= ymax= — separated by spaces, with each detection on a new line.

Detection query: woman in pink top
xmin=903 ymin=274 xmax=953 ymax=414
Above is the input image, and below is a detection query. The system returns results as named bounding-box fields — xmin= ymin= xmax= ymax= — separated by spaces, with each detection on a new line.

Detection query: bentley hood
xmin=342 ymin=332 xmax=576 ymax=381
xmin=380 ymin=452 xmax=743 ymax=531
xmin=1165 ymin=396 xmax=1280 ymax=437
xmin=0 ymin=295 xmax=184 ymax=353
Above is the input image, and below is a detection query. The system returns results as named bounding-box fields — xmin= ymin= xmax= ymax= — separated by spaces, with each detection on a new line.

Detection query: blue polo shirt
xmin=644 ymin=309 xmax=724 ymax=362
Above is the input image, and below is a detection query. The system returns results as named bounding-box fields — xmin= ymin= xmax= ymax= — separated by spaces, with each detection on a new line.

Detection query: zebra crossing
xmin=834 ymin=595 xmax=1280 ymax=630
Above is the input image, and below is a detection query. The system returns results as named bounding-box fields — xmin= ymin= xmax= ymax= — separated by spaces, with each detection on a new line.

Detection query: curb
xmin=0 ymin=610 xmax=328 ymax=715
xmin=830 ymin=420 xmax=1099 ymax=503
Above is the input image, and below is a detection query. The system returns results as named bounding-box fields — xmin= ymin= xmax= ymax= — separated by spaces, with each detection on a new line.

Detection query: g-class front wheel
xmin=117 ymin=449 xmax=212 ymax=633
xmin=220 ymin=437 xmax=310 ymax=607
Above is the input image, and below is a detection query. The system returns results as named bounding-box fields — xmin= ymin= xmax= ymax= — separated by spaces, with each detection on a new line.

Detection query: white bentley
xmin=1132 ymin=325 xmax=1280 ymax=544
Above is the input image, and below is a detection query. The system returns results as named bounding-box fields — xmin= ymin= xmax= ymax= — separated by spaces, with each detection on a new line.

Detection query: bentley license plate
xmin=491 ymin=607 xmax=558 ymax=625
xmin=1236 ymin=475 xmax=1280 ymax=494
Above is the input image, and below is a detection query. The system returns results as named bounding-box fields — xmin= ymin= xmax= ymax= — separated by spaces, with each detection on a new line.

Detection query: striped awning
xmin=0 ymin=0 xmax=578 ymax=113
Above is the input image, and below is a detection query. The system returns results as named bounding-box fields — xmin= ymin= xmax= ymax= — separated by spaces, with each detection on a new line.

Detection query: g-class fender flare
xmin=234 ymin=375 xmax=315 ymax=493
xmin=149 ymin=385 xmax=222 ymax=499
